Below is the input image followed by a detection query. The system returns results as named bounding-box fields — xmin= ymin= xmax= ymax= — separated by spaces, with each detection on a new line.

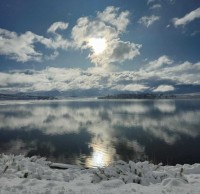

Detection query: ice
xmin=0 ymin=154 xmax=200 ymax=194
xmin=91 ymin=160 xmax=189 ymax=186
xmin=162 ymin=178 xmax=186 ymax=187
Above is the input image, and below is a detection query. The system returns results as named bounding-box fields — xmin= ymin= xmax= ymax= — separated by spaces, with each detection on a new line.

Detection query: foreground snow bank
xmin=91 ymin=160 xmax=188 ymax=185
xmin=0 ymin=154 xmax=200 ymax=194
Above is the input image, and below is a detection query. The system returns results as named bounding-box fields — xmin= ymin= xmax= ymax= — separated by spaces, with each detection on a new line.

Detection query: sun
xmin=88 ymin=38 xmax=107 ymax=55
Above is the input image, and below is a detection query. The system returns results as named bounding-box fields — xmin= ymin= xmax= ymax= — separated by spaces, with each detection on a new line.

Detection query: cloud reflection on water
xmin=0 ymin=100 xmax=200 ymax=167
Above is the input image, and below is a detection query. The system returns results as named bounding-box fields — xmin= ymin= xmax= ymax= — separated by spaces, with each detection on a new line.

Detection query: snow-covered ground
xmin=0 ymin=155 xmax=200 ymax=194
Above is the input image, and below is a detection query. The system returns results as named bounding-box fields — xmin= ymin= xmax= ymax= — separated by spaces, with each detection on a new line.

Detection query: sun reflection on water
xmin=86 ymin=143 xmax=113 ymax=168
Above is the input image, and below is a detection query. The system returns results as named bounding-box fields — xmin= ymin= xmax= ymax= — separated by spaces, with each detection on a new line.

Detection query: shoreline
xmin=1 ymin=154 xmax=200 ymax=194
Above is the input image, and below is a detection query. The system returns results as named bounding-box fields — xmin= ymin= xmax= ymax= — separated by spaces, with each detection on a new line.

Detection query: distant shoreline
xmin=0 ymin=92 xmax=200 ymax=101
xmin=0 ymin=93 xmax=57 ymax=101
xmin=98 ymin=93 xmax=200 ymax=100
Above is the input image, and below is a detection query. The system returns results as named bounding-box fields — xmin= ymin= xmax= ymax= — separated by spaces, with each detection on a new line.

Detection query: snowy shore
xmin=0 ymin=155 xmax=200 ymax=194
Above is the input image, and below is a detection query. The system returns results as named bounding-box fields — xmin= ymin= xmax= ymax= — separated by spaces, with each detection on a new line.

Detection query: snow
xmin=0 ymin=154 xmax=200 ymax=194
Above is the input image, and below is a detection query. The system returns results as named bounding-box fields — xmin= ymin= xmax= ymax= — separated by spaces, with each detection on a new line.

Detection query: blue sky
xmin=0 ymin=0 xmax=200 ymax=95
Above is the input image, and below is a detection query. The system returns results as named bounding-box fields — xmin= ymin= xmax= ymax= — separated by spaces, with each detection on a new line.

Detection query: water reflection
xmin=0 ymin=99 xmax=200 ymax=166
xmin=154 ymin=100 xmax=176 ymax=113
xmin=86 ymin=142 xmax=112 ymax=168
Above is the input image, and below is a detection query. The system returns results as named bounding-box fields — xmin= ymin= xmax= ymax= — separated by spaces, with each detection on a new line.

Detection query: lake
xmin=0 ymin=99 xmax=200 ymax=168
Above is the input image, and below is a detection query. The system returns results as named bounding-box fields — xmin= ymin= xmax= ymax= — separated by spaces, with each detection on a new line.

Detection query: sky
xmin=0 ymin=0 xmax=200 ymax=95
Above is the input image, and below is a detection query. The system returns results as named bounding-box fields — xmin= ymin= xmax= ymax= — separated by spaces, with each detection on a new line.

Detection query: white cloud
xmin=72 ymin=6 xmax=141 ymax=68
xmin=146 ymin=55 xmax=173 ymax=71
xmin=112 ymin=84 xmax=149 ymax=92
xmin=168 ymin=0 xmax=175 ymax=4
xmin=0 ymin=68 xmax=106 ymax=92
xmin=153 ymin=85 xmax=175 ymax=92
xmin=89 ymin=40 xmax=141 ymax=67
xmin=44 ymin=51 xmax=59 ymax=61
xmin=173 ymin=7 xmax=200 ymax=27
xmin=0 ymin=27 xmax=70 ymax=62
xmin=137 ymin=56 xmax=200 ymax=85
xmin=45 ymin=21 xmax=70 ymax=50
xmin=47 ymin=22 xmax=69 ymax=34
xmin=0 ymin=7 xmax=140 ymax=67
xmin=147 ymin=0 xmax=158 ymax=5
xmin=97 ymin=6 xmax=130 ymax=32
xmin=133 ymin=59 xmax=200 ymax=93
xmin=0 ymin=29 xmax=43 ymax=62
xmin=150 ymin=4 xmax=162 ymax=10
xmin=138 ymin=15 xmax=160 ymax=27
xmin=156 ymin=61 xmax=200 ymax=84
xmin=191 ymin=30 xmax=200 ymax=36
xmin=0 ymin=68 xmax=148 ymax=93
xmin=0 ymin=55 xmax=200 ymax=93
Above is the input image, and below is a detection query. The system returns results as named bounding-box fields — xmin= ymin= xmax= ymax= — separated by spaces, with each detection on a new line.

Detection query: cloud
xmin=0 ymin=29 xmax=43 ymax=62
xmin=45 ymin=29 xmax=70 ymax=50
xmin=0 ymin=55 xmax=200 ymax=94
xmin=45 ymin=21 xmax=70 ymax=50
xmin=156 ymin=61 xmax=200 ymax=84
xmin=147 ymin=0 xmax=159 ymax=5
xmin=89 ymin=40 xmax=141 ymax=67
xmin=168 ymin=0 xmax=175 ymax=4
xmin=71 ymin=6 xmax=141 ymax=68
xmin=150 ymin=4 xmax=162 ymax=10
xmin=153 ymin=85 xmax=175 ymax=92
xmin=47 ymin=22 xmax=69 ymax=34
xmin=173 ymin=7 xmax=200 ymax=27
xmin=139 ymin=56 xmax=200 ymax=85
xmin=0 ymin=68 xmax=149 ymax=93
xmin=138 ymin=15 xmax=160 ymax=27
xmin=44 ymin=51 xmax=59 ymax=61
xmin=0 ymin=27 xmax=70 ymax=62
xmin=145 ymin=55 xmax=173 ymax=71
xmin=97 ymin=6 xmax=130 ymax=33
xmin=0 ymin=7 xmax=141 ymax=67
xmin=0 ymin=68 xmax=106 ymax=92
xmin=111 ymin=84 xmax=149 ymax=92
xmin=191 ymin=30 xmax=200 ymax=36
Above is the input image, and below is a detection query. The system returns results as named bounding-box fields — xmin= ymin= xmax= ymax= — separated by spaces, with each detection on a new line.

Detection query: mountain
xmin=0 ymin=93 xmax=57 ymax=100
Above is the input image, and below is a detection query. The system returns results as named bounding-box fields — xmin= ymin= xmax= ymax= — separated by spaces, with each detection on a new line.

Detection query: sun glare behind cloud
xmin=88 ymin=38 xmax=107 ymax=55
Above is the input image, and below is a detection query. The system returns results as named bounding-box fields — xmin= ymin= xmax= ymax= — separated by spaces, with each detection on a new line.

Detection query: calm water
xmin=0 ymin=99 xmax=200 ymax=168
